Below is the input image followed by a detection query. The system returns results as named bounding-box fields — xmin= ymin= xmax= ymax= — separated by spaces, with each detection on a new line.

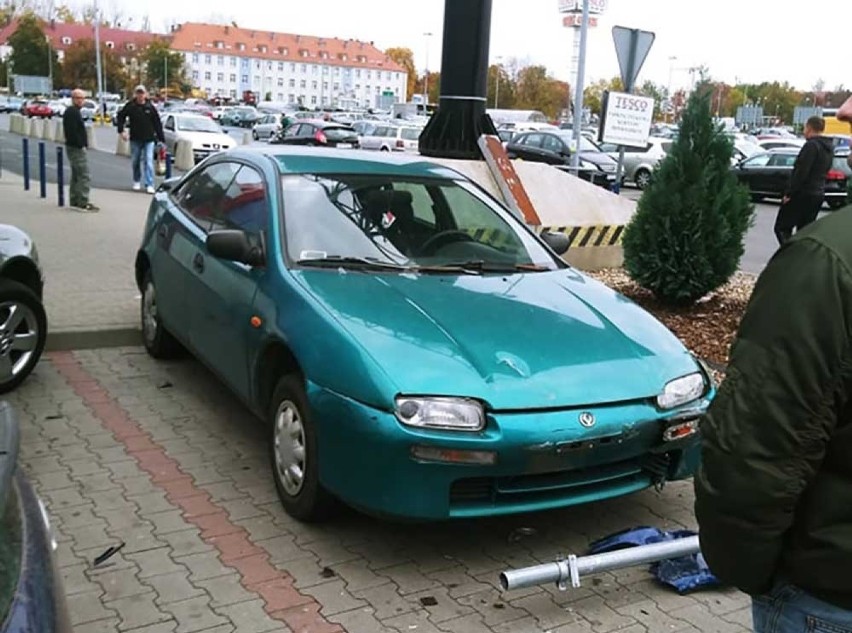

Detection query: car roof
xmin=228 ymin=145 xmax=468 ymax=179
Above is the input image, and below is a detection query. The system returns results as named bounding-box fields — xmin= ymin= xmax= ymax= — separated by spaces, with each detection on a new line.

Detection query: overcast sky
xmin=108 ymin=0 xmax=849 ymax=92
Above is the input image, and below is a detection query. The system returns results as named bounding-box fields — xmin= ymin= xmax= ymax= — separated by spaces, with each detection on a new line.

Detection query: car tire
xmin=269 ymin=374 xmax=335 ymax=522
xmin=827 ymin=198 xmax=848 ymax=210
xmin=0 ymin=278 xmax=47 ymax=394
xmin=252 ymin=130 xmax=258 ymax=141
xmin=634 ymin=168 xmax=651 ymax=190
xmin=380 ymin=146 xmax=390 ymax=152
xmin=140 ymin=270 xmax=183 ymax=359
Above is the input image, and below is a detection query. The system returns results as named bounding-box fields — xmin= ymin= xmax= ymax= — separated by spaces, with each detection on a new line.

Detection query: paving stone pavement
xmin=5 ymin=348 xmax=753 ymax=633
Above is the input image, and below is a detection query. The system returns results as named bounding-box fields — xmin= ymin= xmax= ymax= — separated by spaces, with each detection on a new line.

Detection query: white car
xmin=599 ymin=136 xmax=674 ymax=189
xmin=162 ymin=113 xmax=236 ymax=164
xmin=359 ymin=124 xmax=422 ymax=152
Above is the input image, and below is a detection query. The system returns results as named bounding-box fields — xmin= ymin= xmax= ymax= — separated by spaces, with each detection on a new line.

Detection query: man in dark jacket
xmin=695 ymin=130 xmax=852 ymax=629
xmin=772 ymin=115 xmax=834 ymax=244
xmin=116 ymin=85 xmax=165 ymax=194
xmin=62 ymin=89 xmax=98 ymax=212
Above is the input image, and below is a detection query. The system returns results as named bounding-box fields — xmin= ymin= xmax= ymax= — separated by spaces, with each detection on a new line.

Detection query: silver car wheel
xmin=0 ymin=300 xmax=39 ymax=383
xmin=274 ymin=400 xmax=306 ymax=496
xmin=635 ymin=170 xmax=651 ymax=189
xmin=141 ymin=281 xmax=159 ymax=346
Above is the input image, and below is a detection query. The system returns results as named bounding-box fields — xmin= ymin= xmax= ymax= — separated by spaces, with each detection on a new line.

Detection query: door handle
xmin=157 ymin=224 xmax=168 ymax=241
xmin=192 ymin=253 xmax=205 ymax=273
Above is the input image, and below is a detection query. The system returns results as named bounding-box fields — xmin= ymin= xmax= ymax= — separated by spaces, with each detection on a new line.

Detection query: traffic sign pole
xmin=570 ymin=0 xmax=591 ymax=175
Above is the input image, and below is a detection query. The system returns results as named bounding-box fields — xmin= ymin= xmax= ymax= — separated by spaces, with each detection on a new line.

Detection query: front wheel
xmin=140 ymin=269 xmax=183 ymax=359
xmin=827 ymin=198 xmax=848 ymax=210
xmin=252 ymin=130 xmax=259 ymax=141
xmin=634 ymin=168 xmax=651 ymax=190
xmin=0 ymin=279 xmax=46 ymax=394
xmin=269 ymin=374 xmax=335 ymax=522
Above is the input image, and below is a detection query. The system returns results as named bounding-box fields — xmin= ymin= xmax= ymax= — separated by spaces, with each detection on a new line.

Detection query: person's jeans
xmin=130 ymin=140 xmax=155 ymax=187
xmin=65 ymin=146 xmax=90 ymax=206
xmin=753 ymin=581 xmax=852 ymax=632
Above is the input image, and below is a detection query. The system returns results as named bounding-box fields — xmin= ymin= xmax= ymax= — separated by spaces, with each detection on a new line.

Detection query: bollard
xmin=56 ymin=146 xmax=64 ymax=207
xmin=38 ymin=141 xmax=46 ymax=198
xmin=22 ymin=138 xmax=29 ymax=191
xmin=165 ymin=152 xmax=172 ymax=179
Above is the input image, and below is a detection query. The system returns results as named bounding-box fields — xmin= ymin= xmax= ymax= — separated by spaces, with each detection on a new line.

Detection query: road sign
xmin=12 ymin=75 xmax=51 ymax=95
xmin=600 ymin=91 xmax=655 ymax=147
xmin=612 ymin=26 xmax=654 ymax=92
xmin=563 ymin=15 xmax=598 ymax=27
xmin=558 ymin=0 xmax=607 ymax=13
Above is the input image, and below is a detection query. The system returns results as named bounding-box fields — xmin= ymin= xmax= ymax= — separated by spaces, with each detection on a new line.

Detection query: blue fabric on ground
xmin=587 ymin=527 xmax=720 ymax=594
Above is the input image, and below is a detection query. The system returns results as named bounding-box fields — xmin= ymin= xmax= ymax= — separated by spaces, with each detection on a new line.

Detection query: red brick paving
xmin=50 ymin=351 xmax=345 ymax=633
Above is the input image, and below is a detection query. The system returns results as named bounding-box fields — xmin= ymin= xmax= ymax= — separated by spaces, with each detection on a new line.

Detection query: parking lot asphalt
xmin=7 ymin=348 xmax=753 ymax=633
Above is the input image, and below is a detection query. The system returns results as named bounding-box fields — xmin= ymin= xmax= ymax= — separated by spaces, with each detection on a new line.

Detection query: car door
xmin=540 ymin=134 xmax=570 ymax=165
xmin=767 ymin=153 xmax=797 ymax=196
xmin=191 ymin=162 xmax=269 ymax=398
xmin=169 ymin=162 xmax=244 ymax=357
xmin=736 ymin=153 xmax=773 ymax=195
xmin=509 ymin=133 xmax=545 ymax=161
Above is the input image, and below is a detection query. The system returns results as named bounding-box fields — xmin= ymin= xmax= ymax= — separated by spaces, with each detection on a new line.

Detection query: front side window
xmin=175 ymin=163 xmax=241 ymax=231
xmin=220 ymin=166 xmax=269 ymax=233
xmin=277 ymin=172 xmax=561 ymax=271
xmin=743 ymin=154 xmax=772 ymax=168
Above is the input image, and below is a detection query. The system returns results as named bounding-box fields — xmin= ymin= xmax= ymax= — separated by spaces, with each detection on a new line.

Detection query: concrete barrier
xmin=29 ymin=118 xmax=43 ymax=138
xmin=432 ymin=156 xmax=636 ymax=271
xmin=41 ymin=118 xmax=54 ymax=141
xmin=174 ymin=139 xmax=195 ymax=171
xmin=241 ymin=130 xmax=253 ymax=145
xmin=21 ymin=117 xmax=33 ymax=137
xmin=85 ymin=126 xmax=97 ymax=150
xmin=53 ymin=119 xmax=65 ymax=144
xmin=8 ymin=113 xmax=21 ymax=133
xmin=115 ymin=134 xmax=130 ymax=157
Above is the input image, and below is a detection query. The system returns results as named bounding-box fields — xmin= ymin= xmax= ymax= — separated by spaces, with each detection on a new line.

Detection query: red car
xmin=23 ymin=100 xmax=52 ymax=118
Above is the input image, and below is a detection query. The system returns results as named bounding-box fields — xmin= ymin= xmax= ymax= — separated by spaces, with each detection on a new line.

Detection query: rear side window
xmin=323 ymin=127 xmax=356 ymax=141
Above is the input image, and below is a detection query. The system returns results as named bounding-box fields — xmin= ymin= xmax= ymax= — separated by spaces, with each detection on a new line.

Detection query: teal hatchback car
xmin=135 ymin=146 xmax=714 ymax=522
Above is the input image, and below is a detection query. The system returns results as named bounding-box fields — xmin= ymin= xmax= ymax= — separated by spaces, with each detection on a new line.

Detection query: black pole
xmin=56 ymin=146 xmax=64 ymax=207
xmin=38 ymin=141 xmax=46 ymax=198
xmin=419 ymin=0 xmax=498 ymax=160
xmin=22 ymin=138 xmax=29 ymax=190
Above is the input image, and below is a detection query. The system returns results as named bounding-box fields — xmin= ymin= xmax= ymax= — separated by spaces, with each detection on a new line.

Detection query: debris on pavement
xmin=92 ymin=541 xmax=125 ymax=567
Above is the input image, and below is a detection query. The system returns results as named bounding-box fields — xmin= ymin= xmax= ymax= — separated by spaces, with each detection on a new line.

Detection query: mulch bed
xmin=586 ymin=269 xmax=757 ymax=380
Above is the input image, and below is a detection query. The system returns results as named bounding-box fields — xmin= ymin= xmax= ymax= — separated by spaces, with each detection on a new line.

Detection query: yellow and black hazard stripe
xmin=537 ymin=225 xmax=626 ymax=249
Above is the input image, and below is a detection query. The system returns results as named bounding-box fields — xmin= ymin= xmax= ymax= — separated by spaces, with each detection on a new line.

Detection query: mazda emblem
xmin=578 ymin=412 xmax=596 ymax=428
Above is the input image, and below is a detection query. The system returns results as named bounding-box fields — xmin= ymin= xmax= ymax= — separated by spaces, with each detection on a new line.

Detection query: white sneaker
xmin=132 ymin=182 xmax=141 ymax=191
xmin=146 ymin=186 xmax=156 ymax=194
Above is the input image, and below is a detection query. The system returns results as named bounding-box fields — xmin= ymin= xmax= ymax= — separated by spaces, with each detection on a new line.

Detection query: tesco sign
xmin=601 ymin=91 xmax=655 ymax=147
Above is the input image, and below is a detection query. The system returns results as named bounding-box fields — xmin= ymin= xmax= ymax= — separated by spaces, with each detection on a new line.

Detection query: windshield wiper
xmin=296 ymin=256 xmax=410 ymax=272
xmin=439 ymin=260 xmax=551 ymax=273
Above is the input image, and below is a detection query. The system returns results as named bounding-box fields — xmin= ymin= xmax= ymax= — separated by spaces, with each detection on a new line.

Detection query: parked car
xmin=270 ymin=120 xmax=359 ymax=149
xmin=359 ymin=124 xmax=421 ymax=153
xmin=252 ymin=113 xmax=287 ymax=141
xmin=732 ymin=148 xmax=849 ymax=209
xmin=598 ymin=137 xmax=674 ymax=189
xmin=162 ymin=113 xmax=236 ymax=165
xmin=23 ymin=100 xmax=53 ymax=119
xmin=0 ymin=225 xmax=47 ymax=394
xmin=79 ymin=100 xmax=97 ymax=121
xmin=0 ymin=401 xmax=72 ymax=632
xmin=506 ymin=130 xmax=618 ymax=188
xmin=47 ymin=100 xmax=66 ymax=117
xmin=220 ymin=106 xmax=260 ymax=128
xmin=136 ymin=146 xmax=714 ymax=522
xmin=757 ymin=138 xmax=806 ymax=151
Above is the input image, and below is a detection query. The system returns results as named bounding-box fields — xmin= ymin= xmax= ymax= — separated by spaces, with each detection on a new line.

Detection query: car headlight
xmin=657 ymin=372 xmax=706 ymax=409
xmin=395 ymin=397 xmax=485 ymax=432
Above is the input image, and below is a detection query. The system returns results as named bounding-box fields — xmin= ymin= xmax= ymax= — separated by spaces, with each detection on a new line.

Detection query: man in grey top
xmin=62 ymin=89 xmax=98 ymax=211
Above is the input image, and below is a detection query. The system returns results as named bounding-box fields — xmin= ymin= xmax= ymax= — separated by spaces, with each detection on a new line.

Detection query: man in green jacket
xmin=695 ymin=104 xmax=852 ymax=632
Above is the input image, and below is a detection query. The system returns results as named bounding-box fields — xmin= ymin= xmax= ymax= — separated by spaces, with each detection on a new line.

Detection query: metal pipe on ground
xmin=499 ymin=535 xmax=701 ymax=591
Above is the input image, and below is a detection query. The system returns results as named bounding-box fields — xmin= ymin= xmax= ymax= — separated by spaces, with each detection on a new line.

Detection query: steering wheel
xmin=418 ymin=230 xmax=475 ymax=256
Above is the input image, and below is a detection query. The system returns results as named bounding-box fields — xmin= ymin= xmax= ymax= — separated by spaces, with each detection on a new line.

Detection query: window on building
xmin=255 ymin=61 xmax=260 ymax=69
xmin=205 ymin=54 xmax=211 ymax=63
xmin=217 ymin=55 xmax=224 ymax=65
xmin=311 ymin=65 xmax=318 ymax=75
xmin=278 ymin=62 xmax=283 ymax=71
xmin=289 ymin=79 xmax=295 ymax=87
xmin=311 ymin=81 xmax=316 ymax=89
xmin=267 ymin=62 xmax=272 ymax=71
xmin=333 ymin=83 xmax=339 ymax=91
xmin=192 ymin=71 xmax=199 ymax=80
xmin=126 ymin=43 xmax=136 ymax=51
xmin=230 ymin=89 xmax=236 ymax=97
xmin=230 ymin=57 xmax=237 ymax=66
xmin=215 ymin=41 xmax=223 ymax=49
xmin=238 ymin=43 xmax=245 ymax=51
xmin=323 ymin=82 xmax=328 ymax=91
xmin=61 ymin=36 xmax=72 ymax=45
xmin=288 ymin=94 xmax=295 ymax=103
xmin=334 ymin=67 xmax=340 ymax=75
xmin=300 ymin=80 xmax=306 ymax=88
xmin=254 ymin=75 xmax=260 ymax=84
xmin=355 ymin=84 xmax=360 ymax=91
xmin=367 ymin=70 xmax=372 ymax=79
xmin=230 ymin=74 xmax=236 ymax=82
xmin=290 ymin=63 xmax=296 ymax=72
xmin=311 ymin=96 xmax=317 ymax=104
xmin=242 ymin=74 xmax=248 ymax=83
xmin=217 ymin=73 xmax=224 ymax=81
xmin=277 ymin=78 xmax=283 ymax=86
xmin=386 ymin=71 xmax=391 ymax=79
xmin=301 ymin=64 xmax=307 ymax=73
xmin=356 ymin=69 xmax=361 ymax=78
xmin=192 ymin=53 xmax=199 ymax=63
xmin=105 ymin=41 xmax=114 ymax=49
xmin=204 ymin=72 xmax=211 ymax=80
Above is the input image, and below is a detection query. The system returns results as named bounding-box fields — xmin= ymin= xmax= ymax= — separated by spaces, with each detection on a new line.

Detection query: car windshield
xmin=178 ymin=117 xmax=221 ymax=133
xmin=557 ymin=133 xmax=599 ymax=152
xmin=323 ymin=127 xmax=356 ymax=141
xmin=280 ymin=173 xmax=561 ymax=272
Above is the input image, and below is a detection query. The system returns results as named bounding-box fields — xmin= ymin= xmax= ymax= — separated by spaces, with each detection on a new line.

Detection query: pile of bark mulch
xmin=586 ymin=269 xmax=757 ymax=380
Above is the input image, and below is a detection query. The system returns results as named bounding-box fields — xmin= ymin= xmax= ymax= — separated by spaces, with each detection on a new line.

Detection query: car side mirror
xmin=541 ymin=231 xmax=570 ymax=255
xmin=207 ymin=229 xmax=265 ymax=267
xmin=157 ymin=176 xmax=181 ymax=193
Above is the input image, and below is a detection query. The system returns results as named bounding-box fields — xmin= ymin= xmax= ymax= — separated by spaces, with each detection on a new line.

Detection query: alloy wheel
xmin=0 ymin=300 xmax=39 ymax=384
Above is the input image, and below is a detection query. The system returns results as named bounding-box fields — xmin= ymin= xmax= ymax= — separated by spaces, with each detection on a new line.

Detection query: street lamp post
xmin=93 ymin=1 xmax=104 ymax=122
xmin=46 ymin=35 xmax=53 ymax=95
xmin=423 ymin=32 xmax=432 ymax=105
